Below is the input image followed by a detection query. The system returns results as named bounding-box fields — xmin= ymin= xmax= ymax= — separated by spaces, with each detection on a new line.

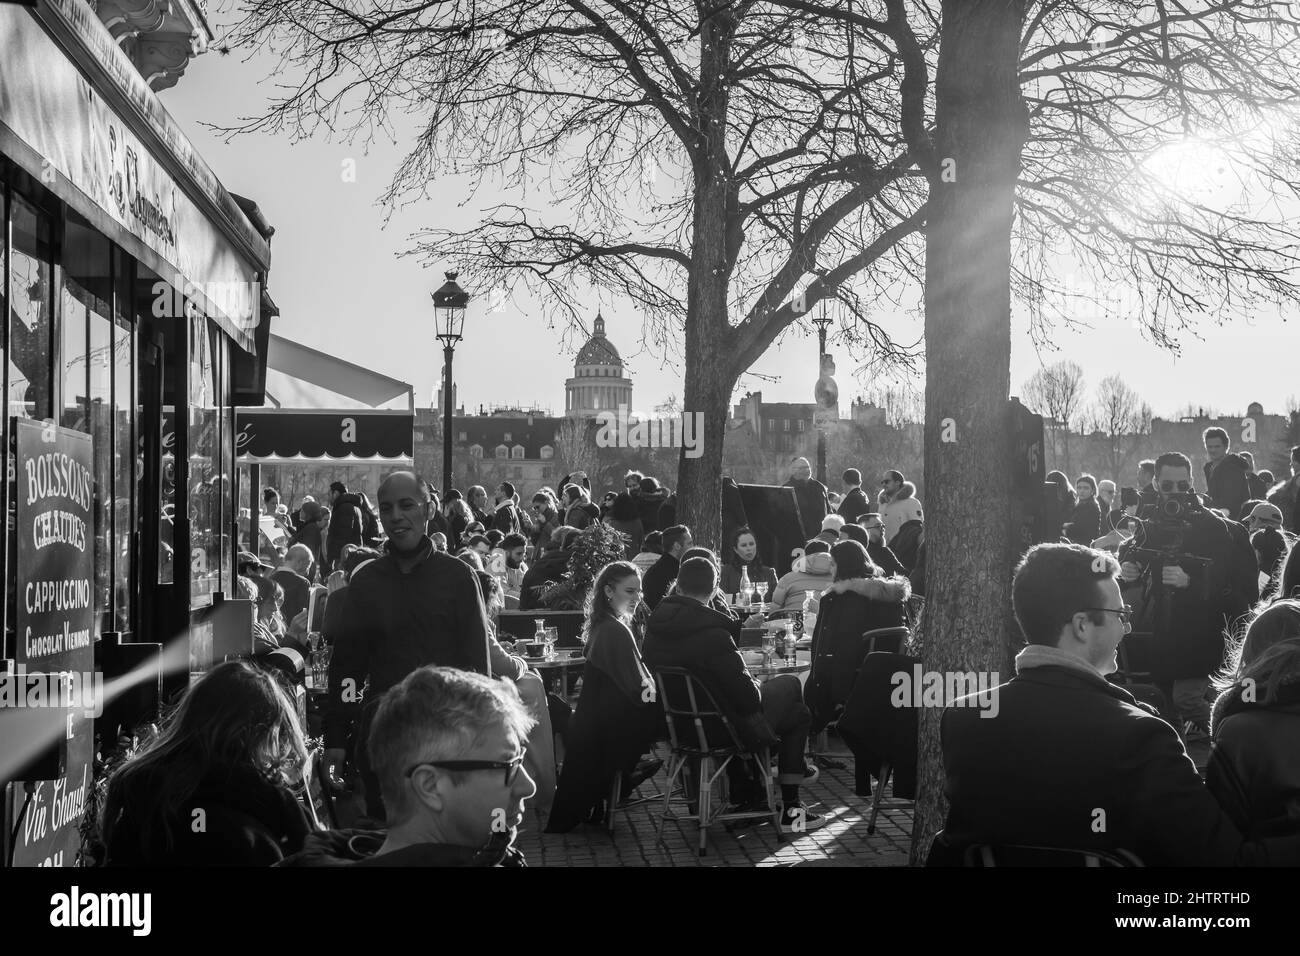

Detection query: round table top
xmin=523 ymin=654 xmax=587 ymax=669
xmin=744 ymin=660 xmax=811 ymax=677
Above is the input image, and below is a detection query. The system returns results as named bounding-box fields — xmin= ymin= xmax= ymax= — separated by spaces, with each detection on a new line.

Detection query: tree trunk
xmin=910 ymin=0 xmax=1028 ymax=864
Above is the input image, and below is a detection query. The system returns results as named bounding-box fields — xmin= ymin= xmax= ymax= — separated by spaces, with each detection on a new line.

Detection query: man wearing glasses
xmin=1118 ymin=452 xmax=1258 ymax=744
xmin=930 ymin=543 xmax=1300 ymax=866
xmin=282 ymin=667 xmax=536 ymax=867
xmin=852 ymin=511 xmax=907 ymax=578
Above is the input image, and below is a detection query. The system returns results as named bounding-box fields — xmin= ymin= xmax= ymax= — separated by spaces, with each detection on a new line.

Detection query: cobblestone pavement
xmin=517 ymin=759 xmax=915 ymax=867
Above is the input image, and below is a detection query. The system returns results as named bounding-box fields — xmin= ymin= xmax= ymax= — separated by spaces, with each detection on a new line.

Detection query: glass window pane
xmin=113 ymin=248 xmax=135 ymax=633
xmin=8 ymin=195 xmax=53 ymax=422
xmin=189 ymin=313 xmax=218 ymax=604
xmin=216 ymin=333 xmax=233 ymax=596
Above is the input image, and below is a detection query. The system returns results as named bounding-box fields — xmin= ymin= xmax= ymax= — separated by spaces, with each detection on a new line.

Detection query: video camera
xmin=1124 ymin=492 xmax=1212 ymax=596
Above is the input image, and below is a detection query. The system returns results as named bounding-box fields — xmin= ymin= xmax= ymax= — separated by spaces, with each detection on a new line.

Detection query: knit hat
xmin=821 ymin=514 xmax=846 ymax=533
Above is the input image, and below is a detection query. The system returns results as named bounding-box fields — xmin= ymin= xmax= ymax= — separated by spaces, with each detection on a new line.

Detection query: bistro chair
xmin=652 ymin=667 xmax=783 ymax=856
xmin=836 ymin=651 xmax=920 ymax=836
xmin=604 ymin=747 xmax=667 ymax=837
xmin=810 ymin=626 xmax=910 ymax=765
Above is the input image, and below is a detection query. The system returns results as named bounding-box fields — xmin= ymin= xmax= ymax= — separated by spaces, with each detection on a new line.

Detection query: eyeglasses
xmin=404 ymin=751 xmax=528 ymax=788
xmin=1080 ymin=605 xmax=1133 ymax=625
xmin=1158 ymin=480 xmax=1192 ymax=493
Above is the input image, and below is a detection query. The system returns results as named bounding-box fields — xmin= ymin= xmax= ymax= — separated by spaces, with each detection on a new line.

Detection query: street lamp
xmin=432 ymin=270 xmax=470 ymax=496
xmin=812 ymin=303 xmax=833 ymax=485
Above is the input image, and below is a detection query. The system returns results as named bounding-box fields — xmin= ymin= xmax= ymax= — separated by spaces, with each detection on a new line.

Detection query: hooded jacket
xmin=1207 ymin=675 xmax=1300 ymax=839
xmin=771 ymin=552 xmax=835 ymax=611
xmin=879 ymin=481 xmax=923 ymax=545
xmin=642 ymin=594 xmax=762 ymax=720
xmin=276 ymin=828 xmax=526 ymax=867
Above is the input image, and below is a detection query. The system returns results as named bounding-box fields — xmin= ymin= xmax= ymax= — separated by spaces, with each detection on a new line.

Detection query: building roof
xmin=450 ymin=415 xmax=564 ymax=457
xmin=574 ymin=312 xmax=622 ymax=367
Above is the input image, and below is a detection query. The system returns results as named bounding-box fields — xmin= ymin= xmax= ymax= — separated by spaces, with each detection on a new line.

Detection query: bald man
xmin=325 ymin=471 xmax=533 ymax=818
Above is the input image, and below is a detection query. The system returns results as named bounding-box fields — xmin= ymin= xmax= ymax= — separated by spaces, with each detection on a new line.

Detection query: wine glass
xmin=755 ymin=581 xmax=769 ymax=608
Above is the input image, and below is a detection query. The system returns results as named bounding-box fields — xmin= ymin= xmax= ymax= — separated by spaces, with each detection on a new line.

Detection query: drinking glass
xmin=544 ymin=627 xmax=559 ymax=661
xmin=755 ymin=582 xmax=769 ymax=607
xmin=761 ymin=633 xmax=776 ymax=669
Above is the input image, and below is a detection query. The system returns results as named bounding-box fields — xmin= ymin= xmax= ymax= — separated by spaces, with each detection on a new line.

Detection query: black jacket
xmin=643 ymin=594 xmax=761 ymax=721
xmin=1208 ymin=677 xmax=1300 ymax=840
xmin=105 ymin=768 xmax=312 ymax=867
xmin=1205 ymin=453 xmax=1252 ymax=518
xmin=784 ymin=478 xmax=831 ymax=541
xmin=519 ymin=549 xmax=570 ymax=611
xmin=933 ymin=664 xmax=1300 ymax=865
xmin=491 ymin=501 xmax=522 ymax=536
xmin=326 ymin=538 xmax=491 ymax=748
xmin=719 ymin=560 xmax=778 ymax=599
xmin=837 ymin=487 xmax=871 ymax=522
xmin=1065 ymin=498 xmax=1102 ymax=545
xmin=868 ymin=541 xmax=907 ymax=579
xmin=642 ymin=554 xmax=680 ymax=611
xmin=272 ymin=569 xmax=311 ymax=625
xmin=277 ymin=829 xmax=526 ymax=867
xmin=635 ymin=487 xmax=671 ymax=533
xmin=325 ymin=494 xmax=366 ymax=569
xmin=890 ymin=519 xmax=924 ymax=574
xmin=1119 ymin=505 xmax=1258 ymax=680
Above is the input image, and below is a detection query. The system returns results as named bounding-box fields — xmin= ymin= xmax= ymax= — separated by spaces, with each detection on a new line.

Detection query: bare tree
xmin=553 ymin=416 xmax=601 ymax=483
xmin=1022 ymin=360 xmax=1086 ymax=474
xmin=1085 ymin=374 xmax=1153 ymax=485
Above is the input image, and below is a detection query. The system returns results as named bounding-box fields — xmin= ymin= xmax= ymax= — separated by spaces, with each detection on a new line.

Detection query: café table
xmin=744 ymin=657 xmax=811 ymax=684
xmin=522 ymin=651 xmax=587 ymax=701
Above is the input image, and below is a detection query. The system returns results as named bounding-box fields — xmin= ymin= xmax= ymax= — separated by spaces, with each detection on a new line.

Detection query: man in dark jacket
xmin=858 ymin=512 xmax=908 ymax=578
xmin=643 ymin=558 xmax=824 ymax=834
xmin=1120 ymin=452 xmax=1257 ymax=741
xmin=491 ymin=481 xmax=523 ymax=535
xmin=784 ymin=456 xmax=830 ymax=542
xmin=836 ymin=469 xmax=870 ymax=521
xmin=1203 ymin=427 xmax=1252 ymax=518
xmin=325 ymin=472 xmax=527 ymax=817
xmin=518 ymin=526 xmax=579 ymax=610
xmin=642 ymin=524 xmax=693 ymax=610
xmin=326 ymin=481 xmax=365 ymax=570
xmin=930 ymin=542 xmax=1300 ymax=866
xmin=635 ymin=476 xmax=671 ymax=534
xmin=282 ymin=667 xmax=534 ymax=867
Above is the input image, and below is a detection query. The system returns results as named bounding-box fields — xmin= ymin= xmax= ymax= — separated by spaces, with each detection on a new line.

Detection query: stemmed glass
xmin=755 ymin=581 xmax=769 ymax=608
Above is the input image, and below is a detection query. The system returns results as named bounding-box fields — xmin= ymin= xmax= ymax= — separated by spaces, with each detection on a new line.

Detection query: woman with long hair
xmin=1066 ymin=474 xmax=1103 ymax=545
xmin=547 ymin=561 xmax=661 ymax=832
xmin=442 ymin=495 xmax=474 ymax=552
xmin=529 ymin=494 xmax=562 ymax=560
xmin=101 ymin=660 xmax=312 ymax=865
xmin=1045 ymin=470 xmax=1077 ymax=542
xmin=1207 ymin=600 xmax=1300 ymax=838
xmin=719 ymin=526 xmax=779 ymax=601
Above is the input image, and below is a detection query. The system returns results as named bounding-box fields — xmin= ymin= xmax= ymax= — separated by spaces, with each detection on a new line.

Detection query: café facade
xmin=2 ymin=0 xmax=276 ymax=864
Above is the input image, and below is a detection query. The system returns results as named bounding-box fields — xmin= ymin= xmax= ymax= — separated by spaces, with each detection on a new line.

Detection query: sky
xmin=158 ymin=28 xmax=1300 ymax=425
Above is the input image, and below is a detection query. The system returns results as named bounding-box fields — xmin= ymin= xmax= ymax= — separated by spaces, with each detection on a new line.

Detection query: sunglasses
xmin=1158 ymin=480 xmax=1192 ymax=493
xmin=405 ymin=750 xmax=528 ymax=788
xmin=1080 ymin=605 xmax=1133 ymax=626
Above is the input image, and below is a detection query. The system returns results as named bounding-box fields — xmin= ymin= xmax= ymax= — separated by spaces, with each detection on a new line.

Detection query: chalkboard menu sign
xmin=5 ymin=419 xmax=96 ymax=867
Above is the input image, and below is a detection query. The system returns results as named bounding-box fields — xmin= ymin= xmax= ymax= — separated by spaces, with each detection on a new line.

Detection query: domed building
xmin=565 ymin=312 xmax=633 ymax=416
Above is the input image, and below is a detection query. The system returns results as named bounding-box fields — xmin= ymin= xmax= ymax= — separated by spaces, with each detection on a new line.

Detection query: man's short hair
xmin=263 ymin=486 xmax=280 ymax=503
xmin=284 ymin=543 xmax=313 ymax=573
xmin=856 ymin=511 xmax=881 ymax=525
xmin=803 ymin=539 xmax=831 ymax=555
xmin=1240 ymin=451 xmax=1256 ymax=468
xmin=681 ymin=546 xmax=718 ymax=567
xmin=843 ymin=468 xmax=862 ymax=486
xmin=662 ymin=525 xmax=691 ymax=554
xmin=485 ymin=529 xmax=505 ymax=547
xmin=676 ymin=557 xmax=717 ymax=598
xmin=499 ymin=481 xmax=516 ymax=499
xmin=502 ymin=532 xmax=528 ymax=551
xmin=329 ymin=480 xmax=347 ymax=495
xmin=1138 ymin=459 xmax=1156 ymax=475
xmin=368 ymin=667 xmax=535 ymax=825
xmin=625 ymin=470 xmax=645 ymax=483
xmin=1203 ymin=426 xmax=1229 ymax=447
xmin=642 ymin=530 xmax=663 ymax=554
xmin=840 ymin=524 xmax=870 ymax=548
xmin=1012 ymin=543 xmax=1120 ymax=646
xmin=466 ymin=534 xmax=490 ymax=550
xmin=1155 ymin=451 xmax=1193 ymax=474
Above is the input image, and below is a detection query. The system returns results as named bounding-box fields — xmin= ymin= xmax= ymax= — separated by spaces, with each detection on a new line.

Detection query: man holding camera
xmin=1119 ymin=453 xmax=1258 ymax=743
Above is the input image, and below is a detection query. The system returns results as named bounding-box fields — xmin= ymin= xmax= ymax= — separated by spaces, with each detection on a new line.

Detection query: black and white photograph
xmin=1 ymin=0 xmax=1298 ymax=930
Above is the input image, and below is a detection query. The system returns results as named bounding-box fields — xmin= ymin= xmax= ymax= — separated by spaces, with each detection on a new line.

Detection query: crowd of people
xmin=93 ymin=436 xmax=1300 ymax=866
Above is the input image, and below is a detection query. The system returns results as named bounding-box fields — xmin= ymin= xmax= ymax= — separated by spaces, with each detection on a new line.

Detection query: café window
xmin=188 ymin=313 xmax=220 ymax=605
xmin=112 ymin=247 xmax=136 ymax=633
xmin=7 ymin=193 xmax=54 ymax=423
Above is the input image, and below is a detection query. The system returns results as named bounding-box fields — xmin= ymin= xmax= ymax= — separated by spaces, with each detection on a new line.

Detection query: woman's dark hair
xmin=639 ymin=476 xmax=661 ymax=494
xmin=830 ymin=540 xmax=873 ymax=582
xmin=1047 ymin=470 xmax=1077 ymax=506
xmin=727 ymin=526 xmax=760 ymax=566
xmin=610 ymin=492 xmax=640 ymax=522
xmin=485 ymin=529 xmax=505 ymax=547
xmin=1214 ymin=599 xmax=1300 ymax=704
xmin=584 ymin=561 xmax=641 ymax=642
xmin=840 ymin=524 xmax=870 ymax=548
xmin=101 ymin=661 xmax=306 ymax=860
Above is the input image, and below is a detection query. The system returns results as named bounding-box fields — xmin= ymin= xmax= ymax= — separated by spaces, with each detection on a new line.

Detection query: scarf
xmin=1014 ymin=643 xmax=1105 ymax=681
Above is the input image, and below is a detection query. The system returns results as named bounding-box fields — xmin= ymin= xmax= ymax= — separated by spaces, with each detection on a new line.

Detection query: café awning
xmin=237 ymin=334 xmax=415 ymax=463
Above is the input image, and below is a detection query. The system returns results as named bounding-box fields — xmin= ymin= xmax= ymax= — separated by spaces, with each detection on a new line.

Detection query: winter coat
xmin=1208 ymin=676 xmax=1300 ymax=840
xmin=931 ymin=663 xmax=1300 ymax=866
xmin=277 ymin=829 xmax=526 ymax=867
xmin=564 ymin=500 xmax=600 ymax=530
xmin=519 ymin=549 xmax=569 ymax=611
xmin=491 ymin=501 xmax=523 ymax=536
xmin=868 ymin=541 xmax=907 ymax=579
xmin=631 ymin=550 xmax=660 ymax=576
xmin=719 ymin=559 xmax=778 ymax=601
xmin=325 ymin=494 xmax=366 ymax=569
xmin=1119 ymin=507 xmax=1257 ymax=681
xmin=1252 ymin=527 xmax=1289 ymax=602
xmin=635 ymin=487 xmax=671 ymax=534
xmin=658 ymin=494 xmax=677 ymax=531
xmin=604 ymin=516 xmax=643 ymax=558
xmin=105 ymin=767 xmax=312 ymax=867
xmin=642 ymin=554 xmax=680 ymax=611
xmin=771 ymin=552 xmax=835 ymax=611
xmin=1205 ymin=453 xmax=1252 ymax=518
xmin=643 ymin=594 xmax=761 ymax=721
xmin=1065 ymin=497 xmax=1103 ymax=546
xmin=890 ymin=519 xmax=924 ymax=574
xmin=784 ymin=477 xmax=831 ymax=541
xmin=878 ymin=481 xmax=923 ymax=544
xmin=836 ymin=487 xmax=871 ymax=522
xmin=805 ymin=576 xmax=910 ymax=732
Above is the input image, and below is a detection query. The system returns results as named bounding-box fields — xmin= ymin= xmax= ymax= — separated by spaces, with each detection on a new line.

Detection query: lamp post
xmin=812 ymin=304 xmax=833 ymax=485
xmin=432 ymin=270 xmax=469 ymax=496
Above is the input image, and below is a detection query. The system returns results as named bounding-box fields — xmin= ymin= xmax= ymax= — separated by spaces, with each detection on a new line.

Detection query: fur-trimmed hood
xmin=822 ymin=575 xmax=911 ymax=603
xmin=878 ymin=480 xmax=917 ymax=506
